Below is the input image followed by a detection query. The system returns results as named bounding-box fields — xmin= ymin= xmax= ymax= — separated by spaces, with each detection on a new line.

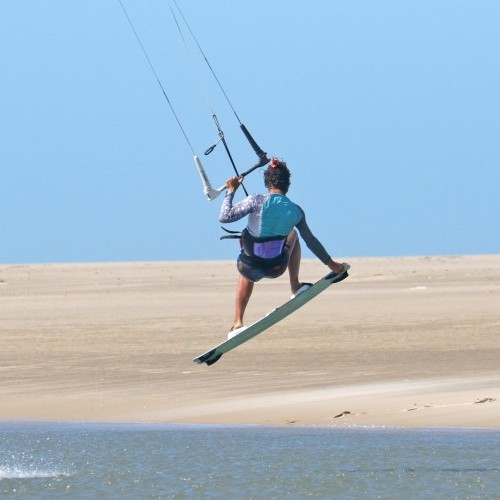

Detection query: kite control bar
xmin=195 ymin=120 xmax=269 ymax=201
xmin=194 ymin=155 xmax=225 ymax=200
xmin=194 ymin=153 xmax=269 ymax=201
xmin=240 ymin=124 xmax=267 ymax=160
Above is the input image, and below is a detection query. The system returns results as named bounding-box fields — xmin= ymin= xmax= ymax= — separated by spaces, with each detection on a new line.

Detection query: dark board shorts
xmin=237 ymin=250 xmax=289 ymax=282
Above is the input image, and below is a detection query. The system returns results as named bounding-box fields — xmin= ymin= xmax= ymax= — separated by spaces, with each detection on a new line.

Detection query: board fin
xmin=205 ymin=353 xmax=223 ymax=366
xmin=195 ymin=348 xmax=223 ymax=366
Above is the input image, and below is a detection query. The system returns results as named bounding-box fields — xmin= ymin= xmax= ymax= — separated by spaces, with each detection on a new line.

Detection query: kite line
xmin=117 ymin=0 xmax=269 ymax=200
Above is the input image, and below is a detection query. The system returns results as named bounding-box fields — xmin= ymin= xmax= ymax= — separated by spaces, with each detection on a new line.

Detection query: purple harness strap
xmin=253 ymin=239 xmax=286 ymax=259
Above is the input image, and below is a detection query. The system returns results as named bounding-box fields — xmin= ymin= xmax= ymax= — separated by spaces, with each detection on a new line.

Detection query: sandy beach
xmin=1 ymin=255 xmax=499 ymax=428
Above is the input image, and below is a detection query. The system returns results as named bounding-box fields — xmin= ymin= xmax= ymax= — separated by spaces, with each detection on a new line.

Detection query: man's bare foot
xmin=228 ymin=324 xmax=247 ymax=340
xmin=291 ymin=283 xmax=312 ymax=298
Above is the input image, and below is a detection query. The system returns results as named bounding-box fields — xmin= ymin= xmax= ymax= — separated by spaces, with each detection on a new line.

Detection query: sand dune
xmin=1 ymin=255 xmax=499 ymax=427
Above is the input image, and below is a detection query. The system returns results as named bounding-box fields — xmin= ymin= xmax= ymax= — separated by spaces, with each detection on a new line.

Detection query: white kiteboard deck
xmin=193 ymin=263 xmax=350 ymax=366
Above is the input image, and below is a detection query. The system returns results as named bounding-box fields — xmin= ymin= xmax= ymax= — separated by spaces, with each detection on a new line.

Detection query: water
xmin=1 ymin=421 xmax=499 ymax=498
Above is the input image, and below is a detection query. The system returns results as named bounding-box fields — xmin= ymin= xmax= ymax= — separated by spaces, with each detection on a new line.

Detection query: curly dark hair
xmin=263 ymin=161 xmax=291 ymax=193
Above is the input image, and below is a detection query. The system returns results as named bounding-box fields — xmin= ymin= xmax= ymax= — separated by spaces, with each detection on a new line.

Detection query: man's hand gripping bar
xmin=194 ymin=154 xmax=270 ymax=201
xmin=194 ymin=124 xmax=269 ymax=201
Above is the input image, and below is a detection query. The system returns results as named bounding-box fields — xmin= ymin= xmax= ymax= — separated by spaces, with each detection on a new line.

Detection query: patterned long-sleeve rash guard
xmin=219 ymin=191 xmax=332 ymax=265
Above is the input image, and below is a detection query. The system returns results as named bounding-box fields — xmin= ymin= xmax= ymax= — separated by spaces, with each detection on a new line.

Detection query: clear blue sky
xmin=1 ymin=1 xmax=499 ymax=264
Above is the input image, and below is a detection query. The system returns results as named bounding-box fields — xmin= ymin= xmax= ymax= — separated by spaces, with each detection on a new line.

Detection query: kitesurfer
xmin=219 ymin=158 xmax=347 ymax=332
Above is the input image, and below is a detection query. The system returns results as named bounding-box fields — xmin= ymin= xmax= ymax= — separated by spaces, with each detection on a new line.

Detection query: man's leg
xmin=286 ymin=230 xmax=302 ymax=294
xmin=233 ymin=274 xmax=254 ymax=329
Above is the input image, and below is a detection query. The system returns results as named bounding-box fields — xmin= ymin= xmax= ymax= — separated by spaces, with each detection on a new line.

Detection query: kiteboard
xmin=193 ymin=263 xmax=350 ymax=366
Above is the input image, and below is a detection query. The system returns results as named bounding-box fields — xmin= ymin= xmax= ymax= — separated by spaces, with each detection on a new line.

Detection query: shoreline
xmin=1 ymin=421 xmax=499 ymax=433
xmin=1 ymin=255 xmax=499 ymax=428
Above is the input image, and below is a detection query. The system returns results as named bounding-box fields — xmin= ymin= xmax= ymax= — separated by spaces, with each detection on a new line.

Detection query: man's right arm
xmin=219 ymin=191 xmax=257 ymax=223
xmin=296 ymin=215 xmax=345 ymax=274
